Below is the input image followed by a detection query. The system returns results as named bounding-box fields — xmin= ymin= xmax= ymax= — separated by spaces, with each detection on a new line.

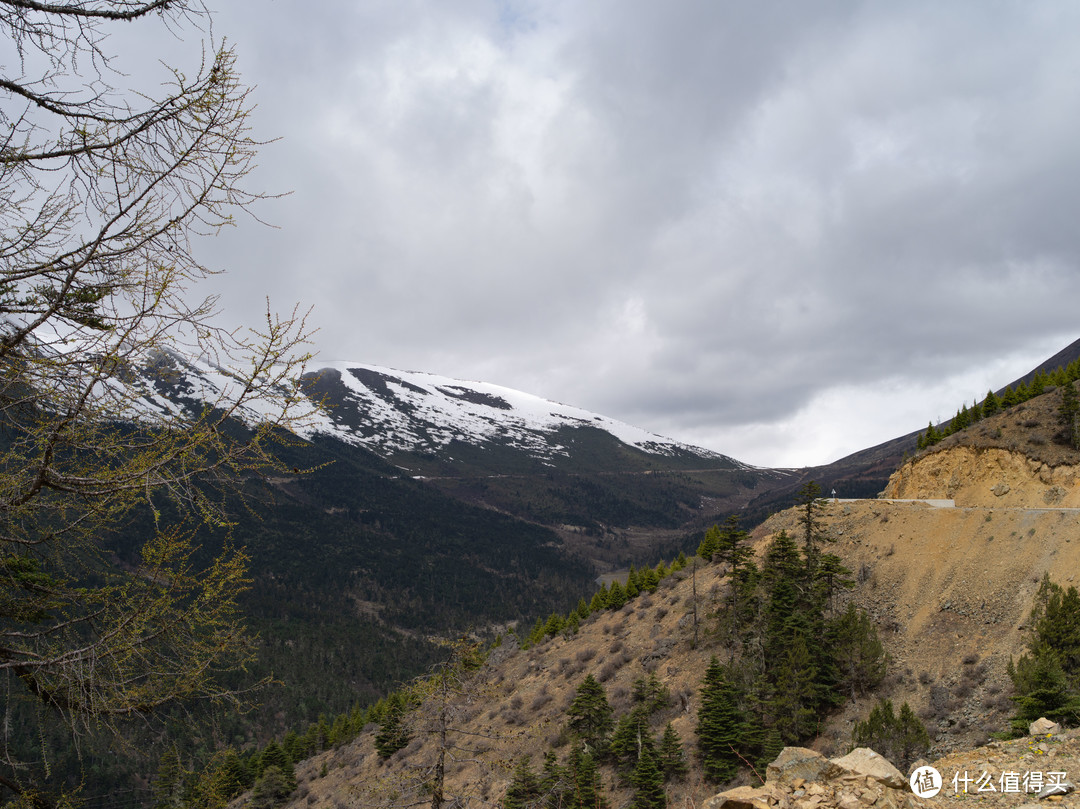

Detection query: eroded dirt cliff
xmin=885 ymin=446 xmax=1080 ymax=508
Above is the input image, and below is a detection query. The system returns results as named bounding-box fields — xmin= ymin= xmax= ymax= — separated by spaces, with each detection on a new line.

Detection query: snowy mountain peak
xmin=127 ymin=352 xmax=741 ymax=470
xmin=295 ymin=363 xmax=739 ymax=467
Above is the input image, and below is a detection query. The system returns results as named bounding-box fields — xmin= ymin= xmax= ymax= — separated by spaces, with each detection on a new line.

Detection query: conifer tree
xmin=526 ymin=616 xmax=547 ymax=647
xmin=152 ymin=744 xmax=187 ymax=809
xmin=761 ymin=531 xmax=805 ymax=644
xmin=544 ymin=612 xmax=567 ymax=638
xmin=698 ymin=524 xmax=722 ymax=562
xmin=1059 ymin=382 xmax=1080 ymax=450
xmin=249 ymin=766 xmax=293 ymax=809
xmin=658 ymin=724 xmax=688 ymax=780
xmin=796 ymin=481 xmax=828 ymax=562
xmin=577 ymin=598 xmax=592 ymax=620
xmin=375 ymin=692 xmax=411 ymax=758
xmin=1031 ymin=372 xmax=1047 ymax=396
xmin=590 ymin=583 xmax=610 ymax=613
xmin=716 ymin=515 xmax=752 ymax=574
xmin=504 ymin=758 xmax=544 ymax=809
xmin=852 ymin=699 xmax=929 ymax=770
xmin=831 ymin=603 xmax=887 ymax=699
xmin=769 ymin=635 xmax=820 ymax=743
xmin=258 ymin=742 xmax=296 ymax=791
xmin=697 ymin=657 xmax=745 ymax=783
xmin=186 ymin=747 xmax=251 ymax=808
xmin=640 ymin=566 xmax=660 ymax=593
xmin=629 ymin=735 xmax=666 ymax=809
xmin=813 ymin=552 xmax=854 ymax=617
xmin=541 ymin=752 xmax=569 ymax=809
xmin=565 ymin=746 xmax=608 ymax=809
xmin=567 ymin=675 xmax=614 ymax=754
xmin=632 ymin=674 xmax=671 ymax=713
xmin=982 ymin=389 xmax=1000 ymax=417
xmin=610 ymin=706 xmax=651 ymax=766
xmin=607 ymin=580 xmax=627 ymax=610
xmin=1009 ymin=575 xmax=1080 ymax=729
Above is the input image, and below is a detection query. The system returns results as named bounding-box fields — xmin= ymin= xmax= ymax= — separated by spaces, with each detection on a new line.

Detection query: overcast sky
xmin=156 ymin=1 xmax=1080 ymax=467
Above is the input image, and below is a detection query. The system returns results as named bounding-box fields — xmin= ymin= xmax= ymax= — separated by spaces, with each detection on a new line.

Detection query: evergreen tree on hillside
xmin=769 ymin=635 xmax=820 ymax=743
xmin=761 ymin=531 xmax=806 ymax=647
xmin=1031 ymin=372 xmax=1048 ymax=396
xmin=813 ymin=552 xmax=854 ymax=618
xmin=375 ymin=692 xmax=412 ymax=758
xmin=1059 ymin=382 xmax=1080 ymax=449
xmin=257 ymin=742 xmax=296 ymax=789
xmin=541 ymin=752 xmax=569 ymax=809
xmin=607 ymin=580 xmax=627 ymax=610
xmin=590 ymin=583 xmax=610 ymax=612
xmin=796 ymin=481 xmax=829 ymax=565
xmin=698 ymin=658 xmax=746 ymax=783
xmin=504 ymin=759 xmax=544 ymax=809
xmin=629 ymin=735 xmax=667 ymax=809
xmin=632 ymin=674 xmax=671 ymax=713
xmin=852 ymin=699 xmax=929 ymax=771
xmin=610 ymin=706 xmax=652 ymax=766
xmin=568 ymin=675 xmax=614 ymax=754
xmin=566 ymin=746 xmax=608 ymax=809
xmin=152 ymin=744 xmax=187 ymax=809
xmin=698 ymin=524 xmax=722 ymax=562
xmin=1009 ymin=574 xmax=1080 ymax=730
xmin=640 ymin=565 xmax=661 ymax=593
xmin=1009 ymin=651 xmax=1080 ymax=731
xmin=249 ymin=767 xmax=293 ymax=809
xmin=831 ymin=603 xmax=888 ymax=699
xmin=658 ymin=724 xmax=689 ymax=780
xmin=982 ymin=389 xmax=1000 ymax=417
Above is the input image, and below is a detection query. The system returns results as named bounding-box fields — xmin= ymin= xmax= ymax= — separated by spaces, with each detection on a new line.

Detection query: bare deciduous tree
xmin=0 ymin=1 xmax=313 ymax=802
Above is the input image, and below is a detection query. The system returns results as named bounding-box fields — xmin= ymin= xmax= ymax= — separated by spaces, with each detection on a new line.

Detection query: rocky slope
xmin=886 ymin=447 xmax=1080 ymax=508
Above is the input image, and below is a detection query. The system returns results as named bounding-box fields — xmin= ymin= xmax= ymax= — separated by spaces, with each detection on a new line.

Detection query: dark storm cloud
xmin=180 ymin=1 xmax=1080 ymax=465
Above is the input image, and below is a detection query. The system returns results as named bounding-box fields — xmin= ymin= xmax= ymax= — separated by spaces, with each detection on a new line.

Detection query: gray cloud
xmin=173 ymin=0 xmax=1080 ymax=466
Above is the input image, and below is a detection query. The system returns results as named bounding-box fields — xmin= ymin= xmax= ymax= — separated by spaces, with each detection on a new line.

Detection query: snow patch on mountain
xmin=128 ymin=353 xmax=743 ymax=467
xmin=299 ymin=363 xmax=740 ymax=464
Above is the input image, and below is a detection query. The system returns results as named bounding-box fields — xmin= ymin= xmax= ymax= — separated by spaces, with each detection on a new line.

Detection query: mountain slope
xmin=277 ymin=383 xmax=1080 ymax=808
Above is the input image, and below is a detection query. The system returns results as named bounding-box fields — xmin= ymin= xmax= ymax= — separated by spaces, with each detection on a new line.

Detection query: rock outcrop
xmin=884 ymin=446 xmax=1080 ymax=507
xmin=706 ymin=747 xmax=927 ymax=809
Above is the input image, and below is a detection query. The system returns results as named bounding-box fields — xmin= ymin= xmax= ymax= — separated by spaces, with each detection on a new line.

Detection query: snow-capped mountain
xmin=132 ymin=351 xmax=742 ymax=471
xmin=296 ymin=363 xmax=741 ymax=468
